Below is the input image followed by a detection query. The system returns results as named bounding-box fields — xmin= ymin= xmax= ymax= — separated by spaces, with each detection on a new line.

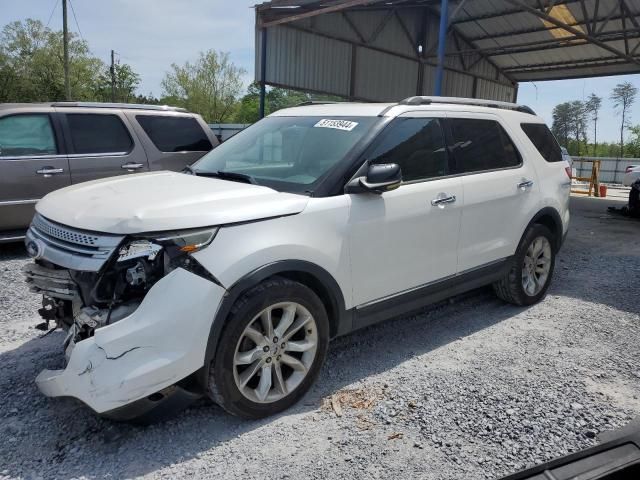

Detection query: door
xmin=59 ymin=111 xmax=150 ymax=184
xmin=348 ymin=116 xmax=463 ymax=310
xmin=126 ymin=113 xmax=215 ymax=172
xmin=447 ymin=115 xmax=540 ymax=271
xmin=0 ymin=113 xmax=70 ymax=232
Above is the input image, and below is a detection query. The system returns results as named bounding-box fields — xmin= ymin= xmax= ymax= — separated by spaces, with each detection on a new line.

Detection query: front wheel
xmin=494 ymin=224 xmax=556 ymax=306
xmin=207 ymin=277 xmax=329 ymax=419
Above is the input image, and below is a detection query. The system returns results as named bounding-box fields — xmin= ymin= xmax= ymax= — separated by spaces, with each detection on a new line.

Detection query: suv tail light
xmin=565 ymin=166 xmax=572 ymax=179
xmin=626 ymin=166 xmax=635 ymax=173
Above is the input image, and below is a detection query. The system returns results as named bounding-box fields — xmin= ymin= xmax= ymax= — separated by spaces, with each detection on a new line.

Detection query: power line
xmin=68 ymin=0 xmax=84 ymax=41
xmin=45 ymin=0 xmax=59 ymax=28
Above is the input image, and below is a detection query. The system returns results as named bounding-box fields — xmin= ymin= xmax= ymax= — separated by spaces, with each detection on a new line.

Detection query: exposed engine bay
xmin=23 ymin=229 xmax=218 ymax=358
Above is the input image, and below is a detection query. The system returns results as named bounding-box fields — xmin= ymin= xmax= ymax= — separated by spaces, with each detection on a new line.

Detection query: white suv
xmin=24 ymin=97 xmax=571 ymax=421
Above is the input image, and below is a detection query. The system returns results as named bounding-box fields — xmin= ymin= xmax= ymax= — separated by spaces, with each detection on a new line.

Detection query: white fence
xmin=571 ymin=156 xmax=638 ymax=184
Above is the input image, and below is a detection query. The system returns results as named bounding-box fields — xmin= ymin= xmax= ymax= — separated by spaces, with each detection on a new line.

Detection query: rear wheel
xmin=494 ymin=224 xmax=556 ymax=306
xmin=207 ymin=277 xmax=329 ymax=418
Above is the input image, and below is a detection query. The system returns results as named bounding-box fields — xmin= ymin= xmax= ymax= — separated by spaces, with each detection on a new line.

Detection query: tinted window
xmin=448 ymin=118 xmax=520 ymax=174
xmin=66 ymin=114 xmax=132 ymax=154
xmin=369 ymin=118 xmax=449 ymax=182
xmin=0 ymin=114 xmax=57 ymax=157
xmin=521 ymin=123 xmax=562 ymax=162
xmin=137 ymin=116 xmax=212 ymax=152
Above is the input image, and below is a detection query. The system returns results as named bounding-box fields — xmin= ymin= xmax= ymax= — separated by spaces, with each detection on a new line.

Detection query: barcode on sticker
xmin=314 ymin=119 xmax=359 ymax=131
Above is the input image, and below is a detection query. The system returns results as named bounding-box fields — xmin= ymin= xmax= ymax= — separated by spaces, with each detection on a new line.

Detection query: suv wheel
xmin=207 ymin=277 xmax=329 ymax=418
xmin=494 ymin=224 xmax=556 ymax=306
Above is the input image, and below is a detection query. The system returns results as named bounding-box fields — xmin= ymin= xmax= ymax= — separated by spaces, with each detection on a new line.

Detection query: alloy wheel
xmin=522 ymin=236 xmax=552 ymax=296
xmin=233 ymin=302 xmax=318 ymax=403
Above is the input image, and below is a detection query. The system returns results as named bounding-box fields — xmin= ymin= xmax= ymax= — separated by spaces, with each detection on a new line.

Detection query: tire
xmin=207 ymin=276 xmax=329 ymax=419
xmin=493 ymin=224 xmax=556 ymax=306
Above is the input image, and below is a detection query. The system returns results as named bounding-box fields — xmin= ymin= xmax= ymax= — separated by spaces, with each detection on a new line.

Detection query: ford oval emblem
xmin=26 ymin=239 xmax=45 ymax=259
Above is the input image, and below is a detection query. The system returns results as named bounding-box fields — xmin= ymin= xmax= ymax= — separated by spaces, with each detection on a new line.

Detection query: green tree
xmin=611 ymin=81 xmax=638 ymax=157
xmin=627 ymin=125 xmax=640 ymax=158
xmin=585 ymin=93 xmax=602 ymax=156
xmin=552 ymin=102 xmax=572 ymax=148
xmin=0 ymin=19 xmax=141 ymax=103
xmin=233 ymin=82 xmax=344 ymax=123
xmin=161 ymin=50 xmax=245 ymax=123
xmin=92 ymin=63 xmax=141 ymax=103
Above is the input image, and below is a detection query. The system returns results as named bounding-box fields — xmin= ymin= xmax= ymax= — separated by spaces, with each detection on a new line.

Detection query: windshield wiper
xmin=184 ymin=168 xmax=256 ymax=185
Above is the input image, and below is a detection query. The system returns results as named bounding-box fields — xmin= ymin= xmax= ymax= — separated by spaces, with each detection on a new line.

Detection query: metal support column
xmin=434 ymin=0 xmax=449 ymax=96
xmin=259 ymin=28 xmax=268 ymax=119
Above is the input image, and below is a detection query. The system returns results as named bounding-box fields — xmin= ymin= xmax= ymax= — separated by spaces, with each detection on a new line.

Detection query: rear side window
xmin=66 ymin=114 xmax=133 ymax=154
xmin=521 ymin=123 xmax=562 ymax=162
xmin=0 ymin=114 xmax=57 ymax=157
xmin=136 ymin=116 xmax=212 ymax=152
xmin=369 ymin=118 xmax=449 ymax=182
xmin=448 ymin=118 xmax=521 ymax=174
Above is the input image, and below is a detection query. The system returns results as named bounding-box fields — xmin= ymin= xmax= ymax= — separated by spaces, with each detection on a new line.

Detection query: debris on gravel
xmin=0 ymin=197 xmax=639 ymax=480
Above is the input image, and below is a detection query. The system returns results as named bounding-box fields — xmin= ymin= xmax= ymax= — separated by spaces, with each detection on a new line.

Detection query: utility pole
xmin=110 ymin=50 xmax=116 ymax=102
xmin=62 ymin=0 xmax=71 ymax=100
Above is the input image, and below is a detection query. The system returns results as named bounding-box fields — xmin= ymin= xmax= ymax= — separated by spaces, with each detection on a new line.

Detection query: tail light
xmin=565 ymin=166 xmax=572 ymax=179
xmin=626 ymin=166 xmax=634 ymax=173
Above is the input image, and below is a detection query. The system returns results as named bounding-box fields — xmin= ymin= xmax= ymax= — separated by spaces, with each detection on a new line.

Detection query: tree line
xmin=0 ymin=19 xmax=336 ymax=125
xmin=551 ymin=82 xmax=639 ymax=158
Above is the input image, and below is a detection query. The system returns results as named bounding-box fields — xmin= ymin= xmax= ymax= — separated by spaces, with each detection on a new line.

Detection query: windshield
xmin=192 ymin=116 xmax=378 ymax=193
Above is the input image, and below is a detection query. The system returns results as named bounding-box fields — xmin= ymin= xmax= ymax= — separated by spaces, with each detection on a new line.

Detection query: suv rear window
xmin=521 ymin=123 xmax=562 ymax=162
xmin=448 ymin=118 xmax=521 ymax=174
xmin=66 ymin=114 xmax=133 ymax=154
xmin=136 ymin=116 xmax=212 ymax=152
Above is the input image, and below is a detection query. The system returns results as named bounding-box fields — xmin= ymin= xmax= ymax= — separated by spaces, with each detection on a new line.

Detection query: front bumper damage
xmin=35 ymin=267 xmax=226 ymax=417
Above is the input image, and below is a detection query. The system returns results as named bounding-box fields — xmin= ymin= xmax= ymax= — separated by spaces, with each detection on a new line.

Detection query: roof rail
xmin=51 ymin=102 xmax=188 ymax=112
xmin=398 ymin=96 xmax=536 ymax=115
xmin=295 ymin=100 xmax=344 ymax=107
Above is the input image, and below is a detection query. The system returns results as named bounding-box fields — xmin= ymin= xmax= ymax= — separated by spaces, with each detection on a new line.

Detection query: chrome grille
xmin=31 ymin=214 xmax=99 ymax=246
xmin=26 ymin=214 xmax=124 ymax=272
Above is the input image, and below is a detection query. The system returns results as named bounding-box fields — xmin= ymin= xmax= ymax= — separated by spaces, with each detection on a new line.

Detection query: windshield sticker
xmin=314 ymin=119 xmax=359 ymax=131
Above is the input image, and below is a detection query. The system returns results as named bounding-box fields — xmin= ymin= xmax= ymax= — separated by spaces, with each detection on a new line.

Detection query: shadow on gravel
xmin=0 ymin=242 xmax=27 ymax=261
xmin=548 ymin=197 xmax=640 ymax=316
xmin=0 ymin=287 xmax=526 ymax=479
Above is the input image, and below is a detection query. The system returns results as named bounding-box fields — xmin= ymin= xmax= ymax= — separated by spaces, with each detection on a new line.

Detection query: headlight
xmin=117 ymin=227 xmax=218 ymax=263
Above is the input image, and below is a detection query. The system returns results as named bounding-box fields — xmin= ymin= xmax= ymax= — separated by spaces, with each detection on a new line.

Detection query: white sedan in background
xmin=623 ymin=165 xmax=640 ymax=186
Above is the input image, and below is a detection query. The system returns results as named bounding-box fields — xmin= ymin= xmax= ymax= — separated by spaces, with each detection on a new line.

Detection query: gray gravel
xmin=1 ymin=195 xmax=639 ymax=480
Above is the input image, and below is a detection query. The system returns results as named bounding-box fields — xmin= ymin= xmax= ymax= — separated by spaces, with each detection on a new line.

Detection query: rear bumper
xmin=36 ymin=268 xmax=226 ymax=414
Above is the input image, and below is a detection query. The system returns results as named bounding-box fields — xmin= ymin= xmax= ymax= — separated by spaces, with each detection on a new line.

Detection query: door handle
xmin=431 ymin=194 xmax=457 ymax=207
xmin=121 ymin=162 xmax=144 ymax=171
xmin=36 ymin=167 xmax=64 ymax=178
xmin=517 ymin=179 xmax=534 ymax=190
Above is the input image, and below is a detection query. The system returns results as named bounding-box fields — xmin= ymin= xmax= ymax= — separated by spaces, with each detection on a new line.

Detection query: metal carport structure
xmin=254 ymin=0 xmax=640 ymax=115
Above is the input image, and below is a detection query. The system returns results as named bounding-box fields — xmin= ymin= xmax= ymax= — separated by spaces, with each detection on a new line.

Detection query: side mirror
xmin=347 ymin=163 xmax=402 ymax=194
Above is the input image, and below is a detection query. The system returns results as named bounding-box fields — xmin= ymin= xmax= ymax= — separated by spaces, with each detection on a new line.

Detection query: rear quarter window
xmin=448 ymin=118 xmax=521 ymax=174
xmin=136 ymin=115 xmax=212 ymax=152
xmin=521 ymin=123 xmax=562 ymax=162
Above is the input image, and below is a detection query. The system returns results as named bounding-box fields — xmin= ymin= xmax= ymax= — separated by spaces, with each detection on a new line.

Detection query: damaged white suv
xmin=24 ymin=97 xmax=571 ymax=421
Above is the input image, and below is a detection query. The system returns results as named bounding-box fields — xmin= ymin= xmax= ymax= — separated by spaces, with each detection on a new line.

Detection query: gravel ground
xmin=1 ymin=195 xmax=639 ymax=480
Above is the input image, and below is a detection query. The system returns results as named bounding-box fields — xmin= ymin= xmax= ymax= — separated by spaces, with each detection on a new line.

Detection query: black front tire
xmin=494 ymin=224 xmax=556 ymax=306
xmin=207 ymin=276 xmax=329 ymax=419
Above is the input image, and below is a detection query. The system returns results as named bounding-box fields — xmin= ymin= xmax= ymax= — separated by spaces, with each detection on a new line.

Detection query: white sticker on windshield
xmin=314 ymin=119 xmax=359 ymax=131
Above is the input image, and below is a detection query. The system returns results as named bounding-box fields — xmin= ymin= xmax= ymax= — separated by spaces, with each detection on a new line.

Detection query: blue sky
xmin=2 ymin=0 xmax=639 ymax=142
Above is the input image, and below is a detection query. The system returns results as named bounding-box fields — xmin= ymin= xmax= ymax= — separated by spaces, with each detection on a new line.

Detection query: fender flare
xmin=523 ymin=206 xmax=564 ymax=251
xmin=200 ymin=260 xmax=350 ymax=381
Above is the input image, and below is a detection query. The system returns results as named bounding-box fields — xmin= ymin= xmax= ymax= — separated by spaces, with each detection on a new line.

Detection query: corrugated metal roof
xmin=255 ymin=0 xmax=638 ymax=101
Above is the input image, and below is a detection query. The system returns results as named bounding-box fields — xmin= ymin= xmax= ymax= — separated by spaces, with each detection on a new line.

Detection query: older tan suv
xmin=0 ymin=102 xmax=218 ymax=241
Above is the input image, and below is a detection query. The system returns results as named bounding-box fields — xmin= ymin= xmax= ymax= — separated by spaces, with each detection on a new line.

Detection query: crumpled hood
xmin=36 ymin=171 xmax=309 ymax=234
